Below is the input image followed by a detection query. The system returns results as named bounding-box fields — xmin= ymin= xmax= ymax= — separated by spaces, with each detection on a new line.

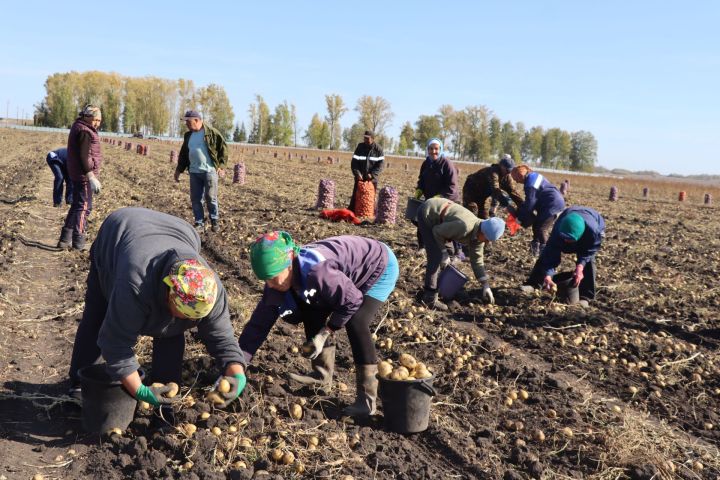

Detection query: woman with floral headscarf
xmin=67 ymin=207 xmax=245 ymax=428
xmin=238 ymin=232 xmax=399 ymax=417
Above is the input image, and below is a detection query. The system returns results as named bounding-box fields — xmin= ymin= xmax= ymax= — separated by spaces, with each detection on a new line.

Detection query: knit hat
xmin=498 ymin=154 xmax=514 ymax=171
xmin=80 ymin=104 xmax=101 ymax=118
xmin=558 ymin=212 xmax=586 ymax=241
xmin=480 ymin=217 xmax=506 ymax=241
xmin=250 ymin=231 xmax=299 ymax=280
xmin=163 ymin=259 xmax=218 ymax=319
xmin=427 ymin=138 xmax=443 ymax=156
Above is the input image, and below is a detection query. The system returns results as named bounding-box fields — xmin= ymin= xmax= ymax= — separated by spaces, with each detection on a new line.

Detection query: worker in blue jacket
xmin=46 ymin=148 xmax=73 ymax=207
xmin=510 ymin=165 xmax=565 ymax=256
xmin=524 ymin=206 xmax=605 ymax=301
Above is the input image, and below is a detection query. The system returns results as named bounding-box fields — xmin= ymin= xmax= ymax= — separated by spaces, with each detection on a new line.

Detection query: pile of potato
xmin=378 ymin=353 xmax=432 ymax=381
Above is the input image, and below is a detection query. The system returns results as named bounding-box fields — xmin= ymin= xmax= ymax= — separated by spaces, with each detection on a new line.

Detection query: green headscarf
xmin=558 ymin=213 xmax=586 ymax=241
xmin=249 ymin=231 xmax=299 ymax=280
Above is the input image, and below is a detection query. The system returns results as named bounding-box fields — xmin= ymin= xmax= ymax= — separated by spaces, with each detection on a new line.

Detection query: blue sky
xmin=2 ymin=1 xmax=719 ymax=175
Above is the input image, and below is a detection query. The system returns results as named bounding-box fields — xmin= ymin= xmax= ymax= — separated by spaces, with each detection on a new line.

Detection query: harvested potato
xmin=166 ymin=382 xmax=179 ymax=398
xmin=378 ymin=361 xmax=393 ymax=378
xmin=218 ymin=378 xmax=231 ymax=394
xmin=399 ymin=353 xmax=417 ymax=369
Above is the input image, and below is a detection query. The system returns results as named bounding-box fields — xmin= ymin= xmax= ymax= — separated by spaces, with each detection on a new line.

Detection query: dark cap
xmin=498 ymin=153 xmax=515 ymax=171
xmin=363 ymin=130 xmax=375 ymax=138
xmin=182 ymin=110 xmax=203 ymax=120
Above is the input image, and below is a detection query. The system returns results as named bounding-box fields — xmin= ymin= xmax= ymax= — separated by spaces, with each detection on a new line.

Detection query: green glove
xmin=215 ymin=374 xmax=246 ymax=408
xmin=414 ymin=188 xmax=423 ymax=200
xmin=135 ymin=384 xmax=177 ymax=407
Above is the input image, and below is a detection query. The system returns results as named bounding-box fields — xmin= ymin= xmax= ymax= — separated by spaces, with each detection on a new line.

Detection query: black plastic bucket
xmin=78 ymin=364 xmax=144 ymax=433
xmin=378 ymin=374 xmax=436 ymax=434
xmin=405 ymin=197 xmax=423 ymax=222
xmin=553 ymin=271 xmax=579 ymax=305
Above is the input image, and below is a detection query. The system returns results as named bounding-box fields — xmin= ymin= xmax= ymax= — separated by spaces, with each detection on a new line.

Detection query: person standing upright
xmin=57 ymin=105 xmax=103 ymax=251
xmin=348 ymin=130 xmax=384 ymax=212
xmin=46 ymin=147 xmax=73 ymax=207
xmin=174 ymin=110 xmax=227 ymax=232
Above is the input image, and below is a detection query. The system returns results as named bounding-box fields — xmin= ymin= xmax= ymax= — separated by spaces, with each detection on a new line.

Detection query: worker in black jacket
xmin=348 ymin=130 xmax=384 ymax=211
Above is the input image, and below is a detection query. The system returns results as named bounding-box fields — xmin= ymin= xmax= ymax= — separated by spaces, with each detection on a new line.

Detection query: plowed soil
xmin=1 ymin=128 xmax=719 ymax=480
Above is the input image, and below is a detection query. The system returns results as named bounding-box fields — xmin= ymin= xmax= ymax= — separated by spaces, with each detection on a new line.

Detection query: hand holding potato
xmin=209 ymin=374 xmax=246 ymax=408
xmin=135 ymin=382 xmax=179 ymax=407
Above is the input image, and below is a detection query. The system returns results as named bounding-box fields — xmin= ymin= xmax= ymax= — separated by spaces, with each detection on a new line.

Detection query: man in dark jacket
xmin=524 ymin=206 xmax=605 ymax=302
xmin=67 ymin=208 xmax=245 ymax=422
xmin=462 ymin=154 xmax=523 ymax=219
xmin=348 ymin=130 xmax=384 ymax=212
xmin=174 ymin=110 xmax=228 ymax=232
xmin=46 ymin=147 xmax=73 ymax=207
xmin=57 ymin=105 xmax=103 ymax=250
xmin=240 ymin=232 xmax=399 ymax=417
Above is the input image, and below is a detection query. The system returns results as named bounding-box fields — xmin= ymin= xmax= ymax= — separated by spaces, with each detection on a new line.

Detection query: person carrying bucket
xmin=67 ymin=207 xmax=246 ymax=427
xmin=239 ymin=232 xmax=399 ymax=417
xmin=510 ymin=164 xmax=566 ymax=257
xmin=417 ymin=198 xmax=506 ymax=310
xmin=523 ymin=206 xmax=605 ymax=304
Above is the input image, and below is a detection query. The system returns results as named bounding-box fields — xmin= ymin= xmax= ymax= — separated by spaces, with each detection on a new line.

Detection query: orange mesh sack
xmin=353 ymin=180 xmax=376 ymax=218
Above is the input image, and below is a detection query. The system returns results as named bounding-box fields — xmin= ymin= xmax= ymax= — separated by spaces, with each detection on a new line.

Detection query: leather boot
xmin=421 ymin=288 xmax=448 ymax=311
xmin=342 ymin=364 xmax=378 ymax=417
xmin=72 ymin=233 xmax=88 ymax=251
xmin=288 ymin=345 xmax=335 ymax=388
xmin=57 ymin=227 xmax=73 ymax=249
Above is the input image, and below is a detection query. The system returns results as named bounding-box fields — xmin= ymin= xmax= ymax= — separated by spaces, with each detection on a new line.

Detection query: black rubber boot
xmin=57 ymin=227 xmax=73 ymax=249
xmin=72 ymin=233 xmax=88 ymax=251
xmin=342 ymin=364 xmax=378 ymax=417
xmin=421 ymin=288 xmax=448 ymax=311
xmin=288 ymin=345 xmax=335 ymax=389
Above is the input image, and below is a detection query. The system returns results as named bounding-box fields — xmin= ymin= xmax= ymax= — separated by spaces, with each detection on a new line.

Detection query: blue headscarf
xmin=426 ymin=138 xmax=444 ymax=159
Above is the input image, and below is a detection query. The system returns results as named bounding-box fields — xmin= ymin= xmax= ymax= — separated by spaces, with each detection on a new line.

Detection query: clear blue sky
xmin=2 ymin=1 xmax=719 ymax=175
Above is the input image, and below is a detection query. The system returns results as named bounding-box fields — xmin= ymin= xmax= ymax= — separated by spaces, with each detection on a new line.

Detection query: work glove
xmin=135 ymin=384 xmax=178 ymax=407
xmin=543 ymin=275 xmax=557 ymax=292
xmin=505 ymin=205 xmax=517 ymax=217
xmin=573 ymin=264 xmax=584 ymax=287
xmin=212 ymin=373 xmax=247 ymax=408
xmin=304 ymin=327 xmax=332 ymax=359
xmin=364 ymin=173 xmax=373 ymax=181
xmin=481 ymin=285 xmax=495 ymax=305
xmin=86 ymin=172 xmax=102 ymax=194
xmin=414 ymin=188 xmax=423 ymax=200
xmin=352 ymin=169 xmax=362 ymax=180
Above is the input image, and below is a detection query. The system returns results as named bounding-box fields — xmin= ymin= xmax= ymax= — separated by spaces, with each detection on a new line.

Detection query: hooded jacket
xmin=539 ymin=206 xmax=605 ymax=277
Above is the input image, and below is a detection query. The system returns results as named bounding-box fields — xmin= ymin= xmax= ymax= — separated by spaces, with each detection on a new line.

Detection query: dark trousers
xmin=302 ymin=296 xmax=382 ymax=365
xmin=526 ymin=258 xmax=597 ymax=300
xmin=417 ymin=210 xmax=444 ymax=290
xmin=69 ymin=261 xmax=185 ymax=385
xmin=62 ymin=180 xmax=93 ymax=238
xmin=46 ymin=157 xmax=72 ymax=205
xmin=347 ymin=178 xmax=378 ymax=212
xmin=531 ymin=215 xmax=558 ymax=245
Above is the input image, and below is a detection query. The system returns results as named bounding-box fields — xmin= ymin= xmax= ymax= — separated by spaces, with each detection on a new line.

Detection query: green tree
xmin=324 ymin=94 xmax=347 ymax=150
xmin=248 ymin=95 xmax=271 ymax=144
xmin=414 ymin=115 xmax=442 ymax=152
xmin=570 ymin=131 xmax=598 ymax=172
xmin=198 ymin=83 xmax=234 ymax=137
xmin=233 ymin=122 xmax=248 ymax=142
xmin=397 ymin=121 xmax=415 ymax=155
xmin=463 ymin=105 xmax=492 ymax=162
xmin=355 ymin=95 xmax=394 ymax=140
xmin=488 ymin=117 xmax=503 ymax=158
xmin=175 ymin=79 xmax=197 ymax=135
xmin=522 ymin=126 xmax=544 ymax=165
xmin=305 ymin=114 xmax=331 ymax=149
xmin=270 ymin=101 xmax=294 ymax=146
xmin=342 ymin=122 xmax=366 ymax=150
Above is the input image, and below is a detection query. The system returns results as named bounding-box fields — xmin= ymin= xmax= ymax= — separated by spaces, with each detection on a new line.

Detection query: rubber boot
xmin=342 ymin=364 xmax=378 ymax=417
xmin=530 ymin=241 xmax=540 ymax=257
xmin=422 ymin=288 xmax=448 ymax=311
xmin=57 ymin=227 xmax=73 ymax=249
xmin=288 ymin=345 xmax=335 ymax=388
xmin=537 ymin=243 xmax=546 ymax=257
xmin=72 ymin=233 xmax=88 ymax=251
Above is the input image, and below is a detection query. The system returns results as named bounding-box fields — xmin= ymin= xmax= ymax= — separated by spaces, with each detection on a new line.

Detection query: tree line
xmin=34 ymin=71 xmax=597 ymax=171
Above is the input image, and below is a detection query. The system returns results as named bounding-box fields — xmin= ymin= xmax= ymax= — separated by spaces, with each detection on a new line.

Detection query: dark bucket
xmin=78 ymin=364 xmax=144 ymax=433
xmin=378 ymin=374 xmax=435 ymax=434
xmin=553 ymin=271 xmax=579 ymax=305
xmin=405 ymin=197 xmax=423 ymax=222
xmin=438 ymin=265 xmax=468 ymax=300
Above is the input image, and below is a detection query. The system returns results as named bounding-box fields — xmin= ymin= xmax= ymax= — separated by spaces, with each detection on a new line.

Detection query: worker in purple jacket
xmin=238 ymin=232 xmax=399 ymax=418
